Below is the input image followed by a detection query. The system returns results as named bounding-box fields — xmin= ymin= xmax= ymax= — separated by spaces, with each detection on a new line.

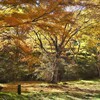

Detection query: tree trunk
xmin=52 ymin=67 xmax=58 ymax=83
xmin=51 ymin=56 xmax=59 ymax=83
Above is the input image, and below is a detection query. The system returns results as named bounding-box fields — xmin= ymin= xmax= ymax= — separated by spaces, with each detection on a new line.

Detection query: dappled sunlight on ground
xmin=0 ymin=81 xmax=65 ymax=93
xmin=0 ymin=80 xmax=100 ymax=99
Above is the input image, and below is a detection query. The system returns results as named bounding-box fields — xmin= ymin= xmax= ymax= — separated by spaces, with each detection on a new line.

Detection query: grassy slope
xmin=0 ymin=80 xmax=100 ymax=100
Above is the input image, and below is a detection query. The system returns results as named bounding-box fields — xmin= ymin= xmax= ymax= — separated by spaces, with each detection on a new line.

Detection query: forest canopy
xmin=0 ymin=0 xmax=100 ymax=83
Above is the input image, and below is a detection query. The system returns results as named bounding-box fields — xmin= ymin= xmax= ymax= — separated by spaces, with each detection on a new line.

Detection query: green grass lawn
xmin=0 ymin=80 xmax=100 ymax=100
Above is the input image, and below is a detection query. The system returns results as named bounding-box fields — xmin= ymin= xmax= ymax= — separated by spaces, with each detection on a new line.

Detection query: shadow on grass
xmin=0 ymin=92 xmax=100 ymax=100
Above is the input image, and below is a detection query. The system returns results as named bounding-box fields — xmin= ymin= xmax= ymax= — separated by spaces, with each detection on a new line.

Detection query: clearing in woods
xmin=0 ymin=80 xmax=100 ymax=100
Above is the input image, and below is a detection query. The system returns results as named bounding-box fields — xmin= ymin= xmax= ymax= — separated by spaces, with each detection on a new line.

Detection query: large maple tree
xmin=0 ymin=0 xmax=99 ymax=82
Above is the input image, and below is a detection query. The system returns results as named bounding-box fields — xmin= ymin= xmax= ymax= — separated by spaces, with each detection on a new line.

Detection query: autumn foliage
xmin=0 ymin=0 xmax=100 ymax=82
